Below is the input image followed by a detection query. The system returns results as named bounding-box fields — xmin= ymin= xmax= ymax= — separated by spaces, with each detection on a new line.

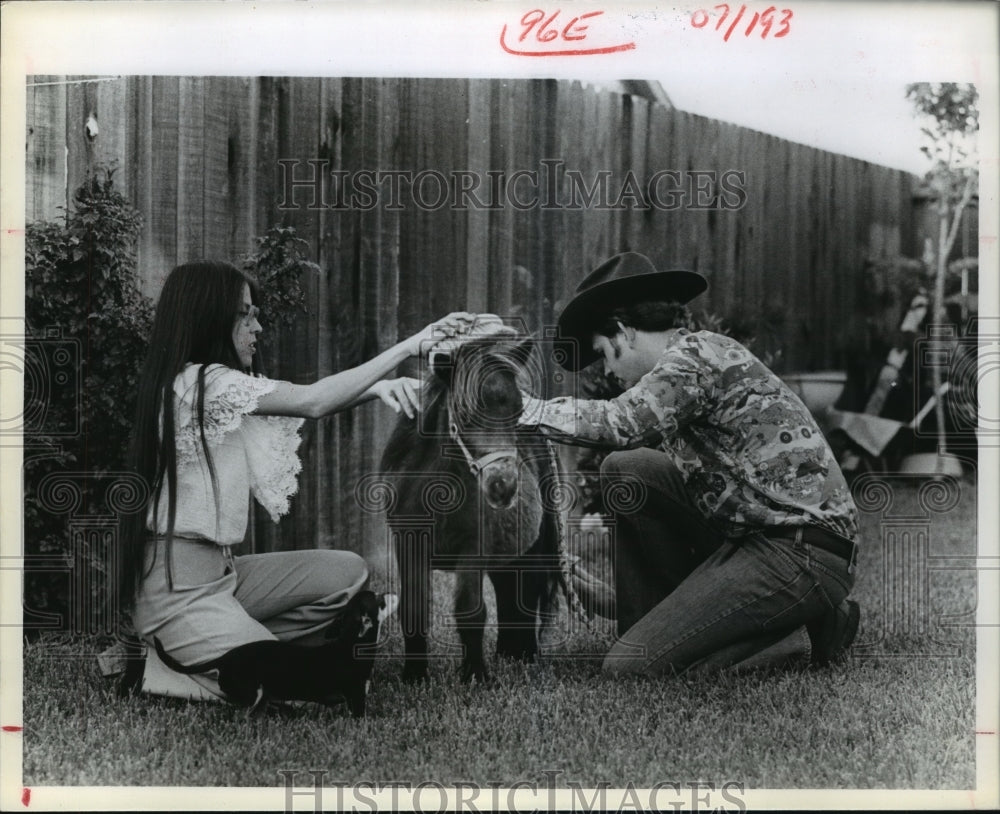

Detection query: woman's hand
xmin=370 ymin=377 xmax=423 ymax=418
xmin=254 ymin=312 xmax=471 ymax=419
xmin=405 ymin=312 xmax=477 ymax=358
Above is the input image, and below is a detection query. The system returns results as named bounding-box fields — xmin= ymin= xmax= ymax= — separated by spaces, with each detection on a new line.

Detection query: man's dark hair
xmin=594 ymin=300 xmax=696 ymax=338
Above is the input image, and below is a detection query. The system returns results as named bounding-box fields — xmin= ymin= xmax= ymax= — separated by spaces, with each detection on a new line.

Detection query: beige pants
xmin=133 ymin=538 xmax=370 ymax=666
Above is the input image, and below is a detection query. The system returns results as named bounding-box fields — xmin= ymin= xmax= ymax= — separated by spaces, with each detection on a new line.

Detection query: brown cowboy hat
xmin=556 ymin=252 xmax=708 ymax=370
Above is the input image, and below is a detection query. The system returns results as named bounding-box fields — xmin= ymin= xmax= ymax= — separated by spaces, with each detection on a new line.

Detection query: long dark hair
xmin=118 ymin=261 xmax=260 ymax=614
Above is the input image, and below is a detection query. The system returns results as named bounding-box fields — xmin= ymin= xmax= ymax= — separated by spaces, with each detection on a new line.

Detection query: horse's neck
xmin=423 ymin=401 xmax=452 ymax=463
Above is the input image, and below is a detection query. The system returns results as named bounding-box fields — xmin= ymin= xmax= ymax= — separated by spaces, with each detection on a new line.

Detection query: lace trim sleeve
xmin=173 ymin=365 xmax=278 ymax=467
xmin=243 ymin=414 xmax=305 ymax=522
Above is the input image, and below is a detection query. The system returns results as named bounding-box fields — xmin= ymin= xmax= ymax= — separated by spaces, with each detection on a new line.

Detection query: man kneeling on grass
xmin=518 ymin=252 xmax=861 ymax=675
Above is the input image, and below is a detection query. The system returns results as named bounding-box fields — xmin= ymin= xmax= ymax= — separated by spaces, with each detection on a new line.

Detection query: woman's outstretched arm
xmin=253 ymin=312 xmax=473 ymax=419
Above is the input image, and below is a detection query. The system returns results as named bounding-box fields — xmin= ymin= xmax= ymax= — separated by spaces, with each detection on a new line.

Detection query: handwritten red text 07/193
xmin=691 ymin=4 xmax=793 ymax=41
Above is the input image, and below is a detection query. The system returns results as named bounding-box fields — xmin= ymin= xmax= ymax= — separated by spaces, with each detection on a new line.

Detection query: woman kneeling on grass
xmin=119 ymin=260 xmax=472 ymax=703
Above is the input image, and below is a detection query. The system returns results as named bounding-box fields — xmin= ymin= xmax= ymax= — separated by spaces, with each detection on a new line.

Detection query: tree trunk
xmin=930 ymin=170 xmax=975 ymax=474
xmin=932 ymin=203 xmax=949 ymax=473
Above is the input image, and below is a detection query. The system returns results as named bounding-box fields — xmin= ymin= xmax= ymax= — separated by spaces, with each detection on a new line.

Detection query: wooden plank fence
xmin=25 ymin=75 xmax=920 ymax=556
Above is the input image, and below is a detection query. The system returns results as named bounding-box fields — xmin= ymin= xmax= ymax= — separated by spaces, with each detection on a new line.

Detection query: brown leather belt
xmin=764 ymin=525 xmax=858 ymax=567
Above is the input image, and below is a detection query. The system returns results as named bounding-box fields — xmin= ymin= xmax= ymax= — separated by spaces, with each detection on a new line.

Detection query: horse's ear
xmin=429 ymin=349 xmax=455 ymax=382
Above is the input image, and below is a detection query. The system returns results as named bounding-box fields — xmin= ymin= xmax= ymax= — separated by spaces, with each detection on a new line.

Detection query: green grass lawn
xmin=20 ymin=475 xmax=979 ymax=790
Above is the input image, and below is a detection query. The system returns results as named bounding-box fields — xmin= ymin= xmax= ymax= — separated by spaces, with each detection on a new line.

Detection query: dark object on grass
xmin=153 ymin=590 xmax=395 ymax=716
xmin=808 ymin=599 xmax=861 ymax=667
xmin=379 ymin=329 xmax=562 ymax=683
xmin=116 ymin=634 xmax=147 ymax=698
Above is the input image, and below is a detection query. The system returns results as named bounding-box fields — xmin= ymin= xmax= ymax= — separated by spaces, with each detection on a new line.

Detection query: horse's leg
xmin=489 ymin=566 xmax=540 ymax=662
xmin=454 ymin=570 xmax=489 ymax=683
xmin=394 ymin=528 xmax=431 ymax=683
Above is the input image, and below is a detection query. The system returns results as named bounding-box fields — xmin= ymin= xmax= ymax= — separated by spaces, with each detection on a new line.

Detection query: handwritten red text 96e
xmin=691 ymin=5 xmax=793 ymax=41
xmin=500 ymin=9 xmax=636 ymax=56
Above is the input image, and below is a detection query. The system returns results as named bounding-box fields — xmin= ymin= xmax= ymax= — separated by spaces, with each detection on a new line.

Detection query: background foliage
xmin=238 ymin=225 xmax=317 ymax=330
xmin=24 ymin=171 xmax=154 ymax=635
xmin=23 ymin=173 xmax=312 ymax=634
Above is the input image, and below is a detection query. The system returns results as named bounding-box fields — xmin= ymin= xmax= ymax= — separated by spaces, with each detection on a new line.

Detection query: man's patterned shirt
xmin=521 ymin=329 xmax=859 ymax=540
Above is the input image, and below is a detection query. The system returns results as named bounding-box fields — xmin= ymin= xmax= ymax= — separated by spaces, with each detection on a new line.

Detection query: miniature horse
xmin=379 ymin=332 xmax=562 ymax=683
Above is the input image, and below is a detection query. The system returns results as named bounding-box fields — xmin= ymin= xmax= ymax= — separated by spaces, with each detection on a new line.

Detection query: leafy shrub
xmin=238 ymin=226 xmax=318 ymax=329
xmin=23 ymin=170 xmax=154 ymax=636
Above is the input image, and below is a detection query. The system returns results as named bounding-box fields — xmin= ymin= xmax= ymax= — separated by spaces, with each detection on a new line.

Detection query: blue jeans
xmin=600 ymin=449 xmax=855 ymax=675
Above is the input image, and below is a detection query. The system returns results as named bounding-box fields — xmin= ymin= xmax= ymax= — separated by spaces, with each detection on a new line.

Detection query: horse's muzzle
xmin=482 ymin=458 xmax=519 ymax=510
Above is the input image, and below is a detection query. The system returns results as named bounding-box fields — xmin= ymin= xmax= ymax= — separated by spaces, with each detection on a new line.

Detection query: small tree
xmin=238 ymin=225 xmax=319 ymax=378
xmin=905 ymin=82 xmax=978 ymax=469
xmin=238 ymin=226 xmax=316 ymax=327
xmin=24 ymin=170 xmax=154 ymax=635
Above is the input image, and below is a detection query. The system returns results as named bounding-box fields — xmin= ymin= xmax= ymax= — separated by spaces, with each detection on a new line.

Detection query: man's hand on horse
xmin=568 ymin=554 xmax=617 ymax=621
xmin=371 ymin=377 xmax=423 ymax=418
xmin=407 ymin=312 xmax=477 ymax=357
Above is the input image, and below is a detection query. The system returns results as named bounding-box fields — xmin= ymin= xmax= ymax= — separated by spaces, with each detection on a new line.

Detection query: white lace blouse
xmin=146 ymin=363 xmax=304 ymax=545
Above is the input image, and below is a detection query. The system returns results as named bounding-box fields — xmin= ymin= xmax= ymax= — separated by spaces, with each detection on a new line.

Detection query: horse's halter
xmin=440 ymin=342 xmax=526 ymax=479
xmin=446 ymin=391 xmax=519 ymax=478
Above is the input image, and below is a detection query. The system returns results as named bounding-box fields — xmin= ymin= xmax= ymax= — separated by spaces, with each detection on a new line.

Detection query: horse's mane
xmin=379 ymin=338 xmax=525 ymax=475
